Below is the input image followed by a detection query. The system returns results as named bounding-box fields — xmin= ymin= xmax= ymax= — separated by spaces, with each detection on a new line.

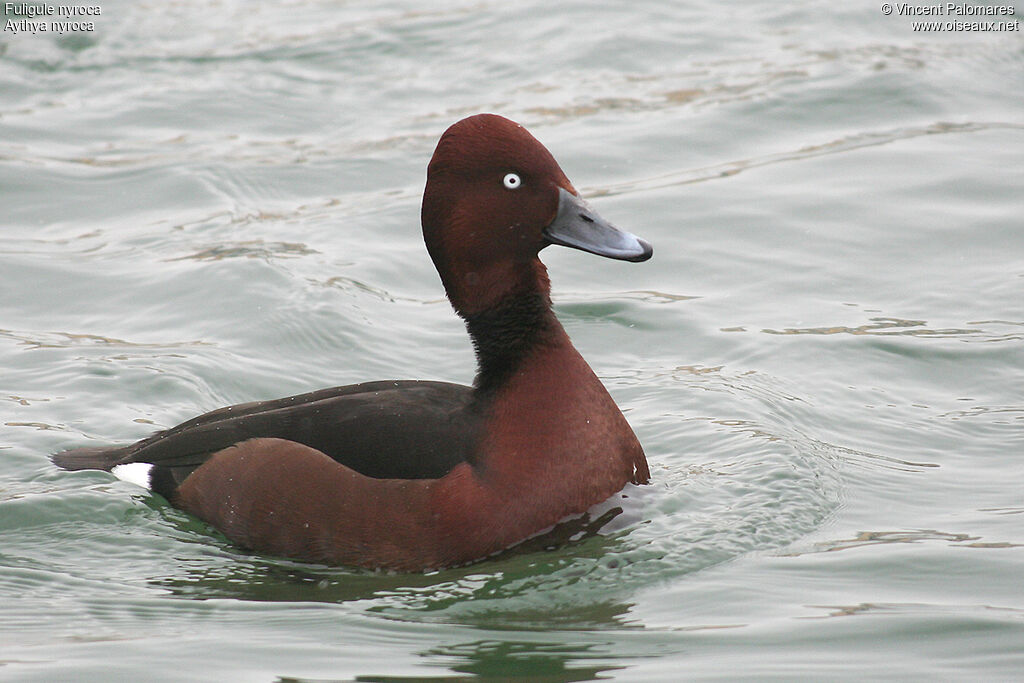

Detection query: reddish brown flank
xmin=53 ymin=113 xmax=653 ymax=571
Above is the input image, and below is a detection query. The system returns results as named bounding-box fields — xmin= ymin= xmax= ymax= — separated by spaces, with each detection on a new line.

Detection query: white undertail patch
xmin=111 ymin=463 xmax=154 ymax=490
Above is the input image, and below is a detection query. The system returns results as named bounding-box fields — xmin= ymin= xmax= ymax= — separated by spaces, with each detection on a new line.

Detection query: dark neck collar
xmin=462 ymin=290 xmax=560 ymax=395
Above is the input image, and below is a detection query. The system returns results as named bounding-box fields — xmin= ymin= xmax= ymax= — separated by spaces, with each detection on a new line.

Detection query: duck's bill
xmin=543 ymin=187 xmax=653 ymax=262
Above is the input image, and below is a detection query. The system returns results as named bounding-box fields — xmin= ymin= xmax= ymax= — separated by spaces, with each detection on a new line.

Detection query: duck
xmin=53 ymin=113 xmax=653 ymax=572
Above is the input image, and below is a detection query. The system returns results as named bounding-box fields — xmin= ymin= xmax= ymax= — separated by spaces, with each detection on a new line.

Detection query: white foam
xmin=111 ymin=463 xmax=153 ymax=490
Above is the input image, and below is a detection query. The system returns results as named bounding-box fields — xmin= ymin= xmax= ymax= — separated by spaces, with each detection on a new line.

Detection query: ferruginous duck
xmin=53 ymin=113 xmax=653 ymax=571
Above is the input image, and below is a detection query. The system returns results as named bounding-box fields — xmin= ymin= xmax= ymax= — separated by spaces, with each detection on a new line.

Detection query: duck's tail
xmin=53 ymin=444 xmax=181 ymax=496
xmin=52 ymin=444 xmax=132 ymax=472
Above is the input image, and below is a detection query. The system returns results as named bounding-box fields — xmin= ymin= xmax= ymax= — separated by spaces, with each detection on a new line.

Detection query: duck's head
xmin=422 ymin=114 xmax=652 ymax=315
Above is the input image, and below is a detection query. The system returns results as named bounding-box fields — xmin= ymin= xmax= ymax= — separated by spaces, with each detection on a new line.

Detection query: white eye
xmin=502 ymin=172 xmax=522 ymax=190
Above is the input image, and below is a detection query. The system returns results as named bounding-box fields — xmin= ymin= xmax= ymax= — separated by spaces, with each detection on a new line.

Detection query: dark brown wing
xmin=53 ymin=380 xmax=478 ymax=491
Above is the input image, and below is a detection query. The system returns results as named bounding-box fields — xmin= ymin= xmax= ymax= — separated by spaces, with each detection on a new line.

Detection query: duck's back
xmin=53 ymin=380 xmax=476 ymax=495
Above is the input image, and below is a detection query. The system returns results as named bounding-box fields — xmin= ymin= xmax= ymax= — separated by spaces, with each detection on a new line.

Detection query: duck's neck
xmin=457 ymin=260 xmax=565 ymax=395
xmin=463 ymin=290 xmax=563 ymax=393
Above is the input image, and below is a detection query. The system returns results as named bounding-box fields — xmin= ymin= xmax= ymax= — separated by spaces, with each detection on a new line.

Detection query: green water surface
xmin=2 ymin=1 xmax=1023 ymax=681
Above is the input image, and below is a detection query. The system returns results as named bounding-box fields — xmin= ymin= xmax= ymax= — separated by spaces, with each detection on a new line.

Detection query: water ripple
xmin=588 ymin=121 xmax=1024 ymax=197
